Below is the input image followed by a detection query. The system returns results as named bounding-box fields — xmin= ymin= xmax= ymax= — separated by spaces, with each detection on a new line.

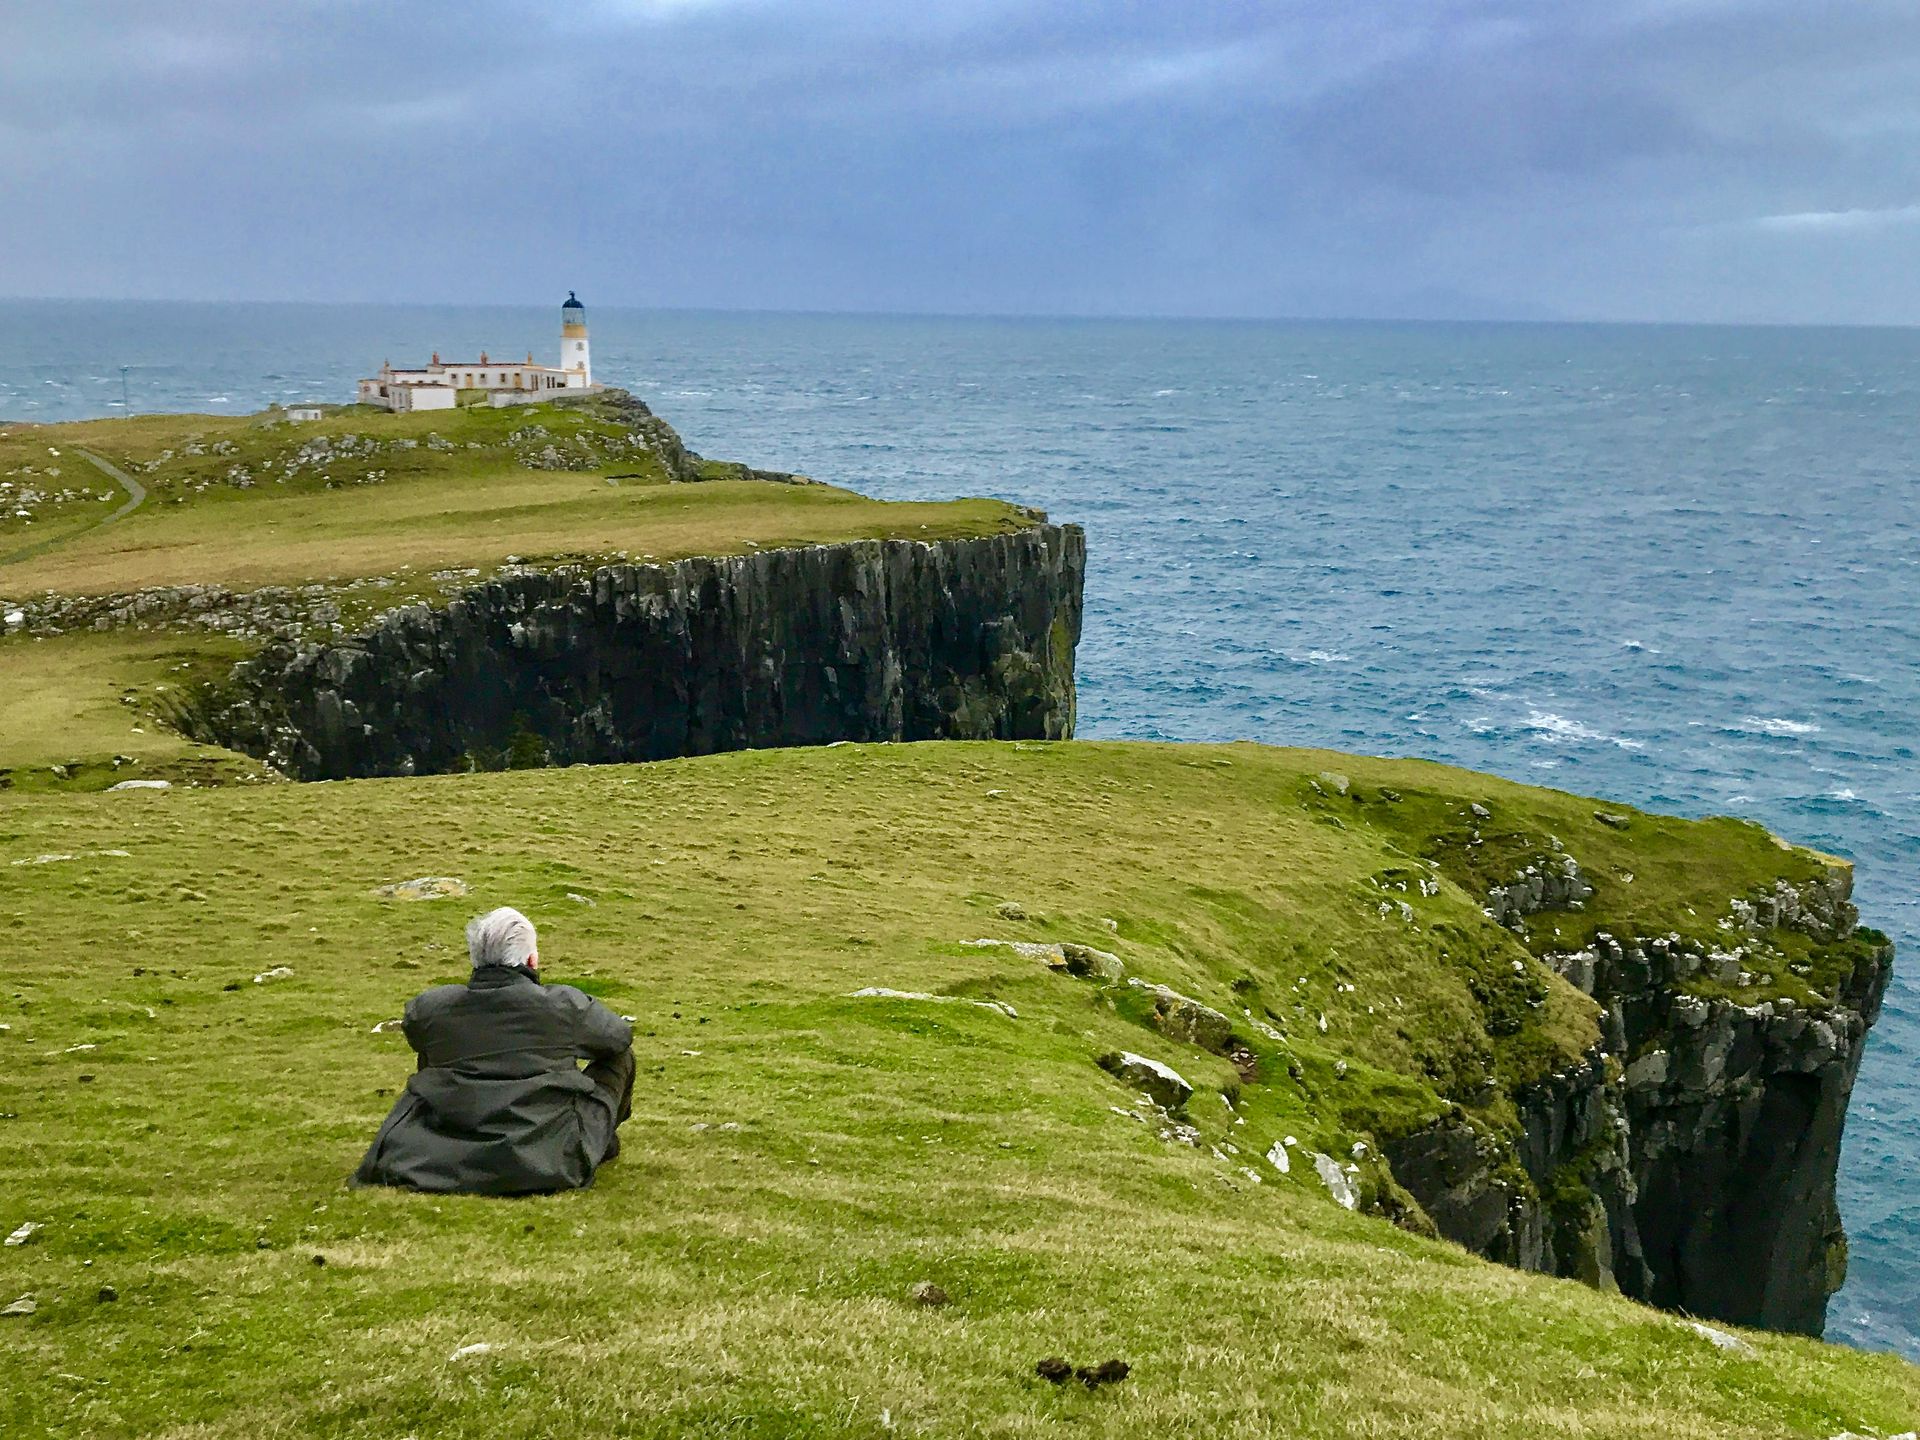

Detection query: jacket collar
xmin=469 ymin=964 xmax=541 ymax=990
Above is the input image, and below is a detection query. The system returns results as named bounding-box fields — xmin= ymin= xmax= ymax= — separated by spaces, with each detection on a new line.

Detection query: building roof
xmin=382 ymin=362 xmax=567 ymax=375
xmin=562 ymin=291 xmax=584 ymax=310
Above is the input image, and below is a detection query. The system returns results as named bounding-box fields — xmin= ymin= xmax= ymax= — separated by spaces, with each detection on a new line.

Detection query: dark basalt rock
xmin=1614 ymin=939 xmax=1888 ymax=1334
xmin=182 ymin=526 xmax=1083 ymax=780
xmin=1376 ymin=865 xmax=1887 ymax=1338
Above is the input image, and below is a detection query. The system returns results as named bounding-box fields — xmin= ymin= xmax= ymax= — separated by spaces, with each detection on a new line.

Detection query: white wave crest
xmin=1740 ymin=716 xmax=1821 ymax=737
xmin=1525 ymin=710 xmax=1645 ymax=750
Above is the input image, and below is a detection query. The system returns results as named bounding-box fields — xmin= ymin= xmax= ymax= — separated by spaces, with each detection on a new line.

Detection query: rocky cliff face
xmin=1582 ymin=884 xmax=1888 ymax=1335
xmin=1380 ymin=864 xmax=1887 ymax=1336
xmin=180 ymin=526 xmax=1084 ymax=780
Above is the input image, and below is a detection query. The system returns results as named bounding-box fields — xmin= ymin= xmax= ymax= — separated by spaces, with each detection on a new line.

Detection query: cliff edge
xmin=1294 ymin=778 xmax=1890 ymax=1336
xmin=178 ymin=526 xmax=1085 ymax=778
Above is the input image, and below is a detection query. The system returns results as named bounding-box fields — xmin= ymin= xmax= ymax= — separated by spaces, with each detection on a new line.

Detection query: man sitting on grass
xmin=354 ymin=907 xmax=635 ymax=1195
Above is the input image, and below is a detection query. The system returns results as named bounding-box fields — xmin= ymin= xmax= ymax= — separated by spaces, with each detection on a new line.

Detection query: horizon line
xmin=2 ymin=292 xmax=1918 ymax=333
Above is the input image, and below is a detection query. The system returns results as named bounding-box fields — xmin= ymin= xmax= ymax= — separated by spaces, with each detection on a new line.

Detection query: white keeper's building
xmin=357 ymin=292 xmax=598 ymax=412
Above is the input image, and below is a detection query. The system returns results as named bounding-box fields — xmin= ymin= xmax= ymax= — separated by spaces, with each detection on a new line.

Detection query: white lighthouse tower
xmin=561 ymin=291 xmax=590 ymax=387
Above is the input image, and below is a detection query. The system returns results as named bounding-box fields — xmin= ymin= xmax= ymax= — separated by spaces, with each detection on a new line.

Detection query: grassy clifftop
xmin=0 ymin=393 xmax=1035 ymax=595
xmin=0 ymin=741 xmax=1911 ymax=1438
xmin=0 ymin=395 xmax=1044 ymax=792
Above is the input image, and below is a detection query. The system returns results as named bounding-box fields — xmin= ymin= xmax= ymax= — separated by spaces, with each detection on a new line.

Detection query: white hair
xmin=467 ymin=907 xmax=538 ymax=969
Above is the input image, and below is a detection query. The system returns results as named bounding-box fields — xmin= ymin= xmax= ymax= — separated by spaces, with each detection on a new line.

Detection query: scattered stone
xmin=963 ymin=938 xmax=1068 ymax=967
xmin=1266 ymin=1140 xmax=1291 ymax=1175
xmin=369 ymin=1018 xmax=405 ymax=1034
xmin=5 ymin=1221 xmax=40 ymax=1247
xmin=311 ymin=1254 xmax=326 ymax=1267
xmin=1100 ymin=917 xmax=1119 ymax=933
xmin=907 ymin=1280 xmax=949 ymax=1307
xmin=448 ymin=1342 xmax=494 ymax=1362
xmin=1312 ymin=1152 xmax=1358 ymax=1210
xmin=846 ymin=988 xmax=1017 ymax=1019
xmin=253 ymin=966 xmax=294 ymax=984
xmin=1 ymin=1295 xmax=35 ymax=1318
xmin=1057 ymin=942 xmax=1124 ymax=981
xmin=373 ymin=877 xmax=469 ymax=901
xmin=994 ymin=901 xmax=1027 ymax=921
xmin=1470 ymin=802 xmax=1492 ymax=819
xmin=1131 ymin=981 xmax=1233 ymax=1053
xmin=565 ymin=892 xmax=596 ymax=906
xmin=1156 ymin=1113 xmax=1203 ymax=1147
xmin=1096 ymin=1051 xmax=1193 ymax=1110
xmin=1594 ymin=811 xmax=1630 ymax=830
xmin=97 ymin=1285 xmax=117 ymax=1303
xmin=1035 ymin=1357 xmax=1072 ymax=1384
xmin=1683 ymin=1320 xmax=1754 ymax=1355
xmin=107 ymin=779 xmax=170 ymax=791
xmin=1317 ymin=771 xmax=1350 ymax=796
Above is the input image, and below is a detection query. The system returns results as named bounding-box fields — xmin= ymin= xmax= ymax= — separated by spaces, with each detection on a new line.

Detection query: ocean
xmin=4 ymin=300 xmax=1916 ymax=1357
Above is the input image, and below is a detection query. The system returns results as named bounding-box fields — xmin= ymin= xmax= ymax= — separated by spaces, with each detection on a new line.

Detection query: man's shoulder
xmin=405 ymin=983 xmax=471 ymax=1018
xmin=539 ymin=983 xmax=598 ymax=1010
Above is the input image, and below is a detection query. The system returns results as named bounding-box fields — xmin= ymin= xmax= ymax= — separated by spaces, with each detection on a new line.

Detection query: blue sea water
xmin=4 ymin=301 xmax=1916 ymax=1356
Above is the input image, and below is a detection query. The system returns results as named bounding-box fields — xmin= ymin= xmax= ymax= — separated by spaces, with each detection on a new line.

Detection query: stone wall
xmin=177 ymin=526 xmax=1084 ymax=780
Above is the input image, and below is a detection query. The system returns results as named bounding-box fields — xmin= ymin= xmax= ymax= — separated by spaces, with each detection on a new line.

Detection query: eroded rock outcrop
xmin=1563 ymin=876 xmax=1888 ymax=1335
xmin=1380 ymin=864 xmax=1887 ymax=1336
xmin=180 ymin=526 xmax=1083 ymax=779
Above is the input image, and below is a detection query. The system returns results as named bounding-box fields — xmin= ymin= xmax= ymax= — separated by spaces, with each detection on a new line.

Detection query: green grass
xmin=0 ymin=472 xmax=1030 ymax=598
xmin=0 ymin=400 xmax=1035 ymax=597
xmin=0 ymin=397 xmax=1044 ymax=789
xmin=0 ymin=631 xmax=273 ymax=791
xmin=0 ymin=740 xmax=1910 ymax=1438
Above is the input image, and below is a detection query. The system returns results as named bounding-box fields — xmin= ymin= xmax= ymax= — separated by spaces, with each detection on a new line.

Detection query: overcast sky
xmin=4 ymin=1 xmax=1919 ymax=323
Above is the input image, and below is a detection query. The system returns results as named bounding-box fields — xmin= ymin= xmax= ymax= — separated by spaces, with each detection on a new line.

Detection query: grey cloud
xmin=4 ymin=1 xmax=1920 ymax=321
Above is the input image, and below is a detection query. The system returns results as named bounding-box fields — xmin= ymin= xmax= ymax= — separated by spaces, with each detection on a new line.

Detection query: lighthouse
xmin=561 ymin=291 xmax=590 ymax=386
xmin=353 ymin=291 xmax=599 ymax=409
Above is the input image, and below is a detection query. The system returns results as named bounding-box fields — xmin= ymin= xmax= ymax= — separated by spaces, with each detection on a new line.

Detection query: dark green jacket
xmin=353 ymin=966 xmax=633 ymax=1195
